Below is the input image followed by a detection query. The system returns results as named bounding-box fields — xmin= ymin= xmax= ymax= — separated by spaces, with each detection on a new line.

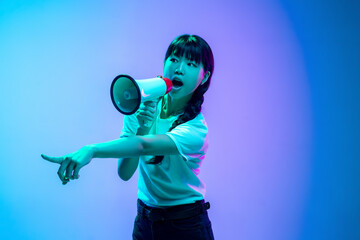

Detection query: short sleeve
xmin=120 ymin=114 xmax=139 ymax=138
xmin=165 ymin=113 xmax=209 ymax=164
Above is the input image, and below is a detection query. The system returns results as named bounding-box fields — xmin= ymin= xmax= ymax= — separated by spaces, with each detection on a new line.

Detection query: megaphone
xmin=110 ymin=74 xmax=172 ymax=115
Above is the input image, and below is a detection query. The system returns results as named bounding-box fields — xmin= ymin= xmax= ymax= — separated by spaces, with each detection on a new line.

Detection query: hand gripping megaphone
xmin=110 ymin=74 xmax=172 ymax=115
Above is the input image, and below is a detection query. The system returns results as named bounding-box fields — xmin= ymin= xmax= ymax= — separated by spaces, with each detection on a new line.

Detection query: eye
xmin=169 ymin=58 xmax=178 ymax=63
xmin=188 ymin=62 xmax=197 ymax=67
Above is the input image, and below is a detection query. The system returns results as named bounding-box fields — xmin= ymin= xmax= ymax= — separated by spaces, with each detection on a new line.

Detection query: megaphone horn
xmin=110 ymin=74 xmax=172 ymax=115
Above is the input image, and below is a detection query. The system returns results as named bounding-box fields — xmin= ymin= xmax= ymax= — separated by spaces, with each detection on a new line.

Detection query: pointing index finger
xmin=41 ymin=154 xmax=65 ymax=164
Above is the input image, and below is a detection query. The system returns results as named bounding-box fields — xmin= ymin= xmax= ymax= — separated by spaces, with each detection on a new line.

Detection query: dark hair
xmin=147 ymin=34 xmax=214 ymax=164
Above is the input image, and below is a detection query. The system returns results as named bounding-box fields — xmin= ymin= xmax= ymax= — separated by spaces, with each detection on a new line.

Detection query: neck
xmin=161 ymin=94 xmax=192 ymax=118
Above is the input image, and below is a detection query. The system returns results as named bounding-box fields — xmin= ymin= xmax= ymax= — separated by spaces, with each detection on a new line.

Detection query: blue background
xmin=0 ymin=0 xmax=359 ymax=239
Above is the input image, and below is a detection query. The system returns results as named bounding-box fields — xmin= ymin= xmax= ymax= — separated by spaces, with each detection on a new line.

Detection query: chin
xmin=169 ymin=92 xmax=183 ymax=99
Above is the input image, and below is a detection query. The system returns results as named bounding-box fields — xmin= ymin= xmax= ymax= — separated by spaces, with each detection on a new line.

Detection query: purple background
xmin=0 ymin=0 xmax=359 ymax=239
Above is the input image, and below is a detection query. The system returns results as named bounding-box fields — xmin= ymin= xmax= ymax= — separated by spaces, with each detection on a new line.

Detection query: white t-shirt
xmin=119 ymin=97 xmax=209 ymax=207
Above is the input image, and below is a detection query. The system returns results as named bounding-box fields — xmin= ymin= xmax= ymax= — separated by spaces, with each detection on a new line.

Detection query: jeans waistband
xmin=137 ymin=199 xmax=210 ymax=222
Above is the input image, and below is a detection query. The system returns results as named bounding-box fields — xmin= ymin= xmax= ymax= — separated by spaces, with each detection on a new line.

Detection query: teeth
xmin=172 ymin=84 xmax=181 ymax=90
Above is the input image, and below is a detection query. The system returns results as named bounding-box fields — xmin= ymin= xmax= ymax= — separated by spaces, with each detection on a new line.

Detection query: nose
xmin=174 ymin=62 xmax=185 ymax=75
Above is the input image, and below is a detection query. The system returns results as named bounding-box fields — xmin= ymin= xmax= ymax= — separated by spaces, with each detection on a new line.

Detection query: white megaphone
xmin=110 ymin=74 xmax=172 ymax=115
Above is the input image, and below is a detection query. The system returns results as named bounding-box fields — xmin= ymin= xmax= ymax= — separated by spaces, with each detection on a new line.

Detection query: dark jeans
xmin=132 ymin=199 xmax=215 ymax=240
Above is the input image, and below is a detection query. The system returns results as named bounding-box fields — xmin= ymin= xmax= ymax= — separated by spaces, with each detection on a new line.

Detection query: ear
xmin=201 ymin=71 xmax=211 ymax=85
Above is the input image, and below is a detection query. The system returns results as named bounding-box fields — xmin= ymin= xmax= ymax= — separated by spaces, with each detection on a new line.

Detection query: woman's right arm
xmin=117 ymin=100 xmax=159 ymax=181
xmin=117 ymin=156 xmax=139 ymax=181
xmin=117 ymin=127 xmax=150 ymax=181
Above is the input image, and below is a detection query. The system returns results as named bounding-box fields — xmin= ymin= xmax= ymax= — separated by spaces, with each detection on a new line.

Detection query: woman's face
xmin=163 ymin=54 xmax=207 ymax=99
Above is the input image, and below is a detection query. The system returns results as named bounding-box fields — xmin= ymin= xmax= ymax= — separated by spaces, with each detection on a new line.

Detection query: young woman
xmin=42 ymin=34 xmax=215 ymax=240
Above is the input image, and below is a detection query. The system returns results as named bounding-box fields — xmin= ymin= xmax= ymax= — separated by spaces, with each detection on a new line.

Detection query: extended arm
xmin=42 ymin=131 xmax=179 ymax=183
xmin=92 ymin=134 xmax=179 ymax=159
xmin=92 ymin=135 xmax=144 ymax=158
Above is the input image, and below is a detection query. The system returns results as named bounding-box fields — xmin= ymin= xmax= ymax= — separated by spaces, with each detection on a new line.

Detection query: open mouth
xmin=172 ymin=78 xmax=183 ymax=88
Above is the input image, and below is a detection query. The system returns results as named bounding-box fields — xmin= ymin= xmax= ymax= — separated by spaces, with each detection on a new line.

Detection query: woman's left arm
xmin=41 ymin=134 xmax=179 ymax=184
xmin=93 ymin=134 xmax=178 ymax=158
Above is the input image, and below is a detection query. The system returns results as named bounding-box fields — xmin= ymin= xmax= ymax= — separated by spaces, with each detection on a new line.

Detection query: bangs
xmin=165 ymin=36 xmax=202 ymax=65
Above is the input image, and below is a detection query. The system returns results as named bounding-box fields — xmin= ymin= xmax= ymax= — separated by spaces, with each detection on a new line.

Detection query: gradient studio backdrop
xmin=0 ymin=0 xmax=359 ymax=239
